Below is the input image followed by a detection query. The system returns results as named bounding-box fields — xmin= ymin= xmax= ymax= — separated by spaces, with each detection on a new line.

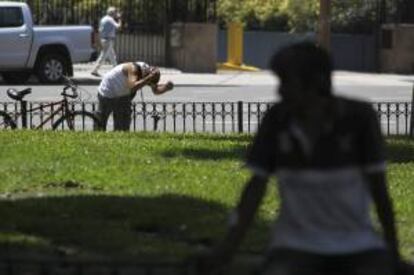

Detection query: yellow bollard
xmin=218 ymin=22 xmax=259 ymax=72
xmin=228 ymin=22 xmax=243 ymax=66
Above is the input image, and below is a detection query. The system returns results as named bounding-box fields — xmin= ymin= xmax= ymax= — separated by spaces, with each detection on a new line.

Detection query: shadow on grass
xmin=161 ymin=145 xmax=248 ymax=160
xmin=386 ymin=137 xmax=414 ymax=163
xmin=158 ymin=131 xmax=251 ymax=161
xmin=137 ymin=133 xmax=253 ymax=143
xmin=180 ymin=134 xmax=252 ymax=143
xmin=0 ymin=194 xmax=268 ymax=261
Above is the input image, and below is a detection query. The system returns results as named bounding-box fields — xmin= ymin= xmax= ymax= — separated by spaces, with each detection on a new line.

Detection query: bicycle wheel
xmin=52 ymin=111 xmax=103 ymax=131
xmin=0 ymin=111 xmax=17 ymax=129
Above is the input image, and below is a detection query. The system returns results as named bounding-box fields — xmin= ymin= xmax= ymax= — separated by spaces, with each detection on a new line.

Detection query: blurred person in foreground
xmin=196 ymin=42 xmax=408 ymax=275
xmin=96 ymin=61 xmax=173 ymax=131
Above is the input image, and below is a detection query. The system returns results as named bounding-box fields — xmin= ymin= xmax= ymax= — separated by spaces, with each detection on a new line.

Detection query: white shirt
xmin=99 ymin=15 xmax=119 ymax=39
xmin=268 ymin=168 xmax=385 ymax=254
xmin=98 ymin=64 xmax=129 ymax=98
xmin=246 ymin=98 xmax=387 ymax=254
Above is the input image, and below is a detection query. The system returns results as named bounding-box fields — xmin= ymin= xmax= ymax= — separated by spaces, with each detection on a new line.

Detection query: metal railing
xmin=6 ymin=0 xmax=216 ymax=65
xmin=374 ymin=102 xmax=413 ymax=136
xmin=15 ymin=0 xmax=216 ymax=26
xmin=1 ymin=101 xmax=413 ymax=136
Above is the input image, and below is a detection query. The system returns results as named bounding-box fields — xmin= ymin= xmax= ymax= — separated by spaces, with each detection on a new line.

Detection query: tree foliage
xmin=217 ymin=0 xmax=381 ymax=33
xmin=24 ymin=0 xmax=390 ymax=33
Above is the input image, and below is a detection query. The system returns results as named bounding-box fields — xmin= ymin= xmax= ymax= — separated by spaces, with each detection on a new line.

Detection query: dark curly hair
xmin=149 ymin=68 xmax=160 ymax=85
xmin=133 ymin=62 xmax=143 ymax=79
xmin=270 ymin=42 xmax=333 ymax=97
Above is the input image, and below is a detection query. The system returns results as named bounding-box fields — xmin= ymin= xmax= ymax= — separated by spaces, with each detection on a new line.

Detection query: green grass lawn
xmin=0 ymin=131 xmax=413 ymax=262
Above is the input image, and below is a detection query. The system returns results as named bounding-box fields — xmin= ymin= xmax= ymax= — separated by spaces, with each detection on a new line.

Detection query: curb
xmin=0 ymin=76 xmax=247 ymax=87
xmin=73 ymin=63 xmax=183 ymax=75
xmin=0 ymin=75 xmax=103 ymax=86
xmin=0 ymin=63 xmax=273 ymax=86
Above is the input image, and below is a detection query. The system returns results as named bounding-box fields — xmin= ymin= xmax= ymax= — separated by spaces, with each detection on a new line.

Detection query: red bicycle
xmin=0 ymin=77 xmax=102 ymax=131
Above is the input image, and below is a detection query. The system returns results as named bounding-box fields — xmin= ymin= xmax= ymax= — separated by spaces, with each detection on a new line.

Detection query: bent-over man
xmin=97 ymin=61 xmax=173 ymax=131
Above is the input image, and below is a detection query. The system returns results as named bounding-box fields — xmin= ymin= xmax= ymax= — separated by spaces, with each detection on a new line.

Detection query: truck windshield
xmin=0 ymin=7 xmax=24 ymax=28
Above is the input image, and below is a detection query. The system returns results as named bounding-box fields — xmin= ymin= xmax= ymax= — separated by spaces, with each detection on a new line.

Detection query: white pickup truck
xmin=0 ymin=2 xmax=95 ymax=83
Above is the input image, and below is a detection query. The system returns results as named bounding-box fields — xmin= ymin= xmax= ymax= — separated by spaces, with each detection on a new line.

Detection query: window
xmin=0 ymin=7 xmax=24 ymax=28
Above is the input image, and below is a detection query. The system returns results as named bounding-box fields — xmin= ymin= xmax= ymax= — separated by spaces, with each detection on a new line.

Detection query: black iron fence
xmin=1 ymin=101 xmax=413 ymax=136
xmin=374 ymin=101 xmax=413 ymax=136
xmin=4 ymin=0 xmax=216 ymax=65
xmin=21 ymin=0 xmax=216 ymax=26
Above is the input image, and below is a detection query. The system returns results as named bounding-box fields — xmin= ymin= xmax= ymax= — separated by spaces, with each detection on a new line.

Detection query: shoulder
xmin=337 ymin=96 xmax=372 ymax=109
xmin=122 ymin=63 xmax=135 ymax=75
xmin=334 ymin=96 xmax=375 ymax=118
xmin=332 ymin=97 xmax=379 ymax=134
xmin=102 ymin=16 xmax=116 ymax=24
xmin=262 ymin=102 xmax=288 ymax=123
xmin=254 ymin=102 xmax=287 ymax=136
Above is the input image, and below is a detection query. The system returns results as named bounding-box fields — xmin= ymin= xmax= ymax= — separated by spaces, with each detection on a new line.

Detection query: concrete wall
xmin=170 ymin=23 xmax=217 ymax=73
xmin=218 ymin=31 xmax=376 ymax=72
xmin=104 ymin=28 xmax=376 ymax=73
xmin=380 ymin=24 xmax=414 ymax=73
xmin=331 ymin=34 xmax=376 ymax=72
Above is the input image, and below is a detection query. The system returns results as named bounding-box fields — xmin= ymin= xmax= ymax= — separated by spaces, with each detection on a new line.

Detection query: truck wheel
xmin=36 ymin=53 xmax=69 ymax=83
xmin=1 ymin=72 xmax=31 ymax=84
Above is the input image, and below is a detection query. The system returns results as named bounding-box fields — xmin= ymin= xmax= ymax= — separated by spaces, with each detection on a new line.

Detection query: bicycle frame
xmin=10 ymin=99 xmax=70 ymax=130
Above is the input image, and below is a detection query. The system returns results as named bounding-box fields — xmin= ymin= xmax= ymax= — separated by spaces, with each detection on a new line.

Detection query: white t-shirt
xmin=99 ymin=15 xmax=119 ymax=39
xmin=246 ymin=98 xmax=387 ymax=254
xmin=98 ymin=64 xmax=129 ymax=98
xmin=98 ymin=62 xmax=151 ymax=98
xmin=268 ymin=168 xmax=385 ymax=254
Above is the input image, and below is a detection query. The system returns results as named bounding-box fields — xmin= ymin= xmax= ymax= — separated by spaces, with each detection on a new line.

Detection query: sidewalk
xmin=0 ymin=63 xmax=413 ymax=89
xmin=73 ymin=63 xmax=414 ymax=88
xmin=73 ymin=63 xmax=277 ymax=87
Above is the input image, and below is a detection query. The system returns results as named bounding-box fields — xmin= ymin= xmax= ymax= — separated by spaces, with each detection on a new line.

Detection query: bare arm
xmin=198 ymin=174 xmax=268 ymax=272
xmin=366 ymin=171 xmax=400 ymax=264
xmin=112 ymin=15 xmax=122 ymax=29
xmin=125 ymin=64 xmax=158 ymax=93
xmin=116 ymin=18 xmax=122 ymax=29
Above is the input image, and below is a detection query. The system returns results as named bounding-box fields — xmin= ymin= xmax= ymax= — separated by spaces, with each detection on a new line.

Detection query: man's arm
xmin=116 ymin=18 xmax=122 ymax=29
xmin=111 ymin=15 xmax=122 ymax=29
xmin=198 ymin=174 xmax=268 ymax=273
xmin=126 ymin=64 xmax=158 ymax=93
xmin=366 ymin=171 xmax=400 ymax=265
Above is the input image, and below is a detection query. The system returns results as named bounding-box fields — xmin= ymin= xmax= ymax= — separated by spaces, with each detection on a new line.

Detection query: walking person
xmin=196 ymin=42 xmax=408 ymax=275
xmin=91 ymin=6 xmax=122 ymax=77
xmin=97 ymin=61 xmax=173 ymax=131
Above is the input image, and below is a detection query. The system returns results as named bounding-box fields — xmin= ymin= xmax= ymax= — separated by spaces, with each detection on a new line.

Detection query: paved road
xmin=0 ymin=83 xmax=412 ymax=103
xmin=0 ymin=71 xmax=413 ymax=102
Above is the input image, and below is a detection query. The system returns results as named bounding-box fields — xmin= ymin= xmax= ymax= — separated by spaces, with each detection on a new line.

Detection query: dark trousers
xmin=97 ymin=93 xmax=132 ymax=131
xmin=258 ymin=248 xmax=394 ymax=275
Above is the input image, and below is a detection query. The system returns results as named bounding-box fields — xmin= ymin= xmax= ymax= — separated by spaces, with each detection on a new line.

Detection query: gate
xmin=17 ymin=0 xmax=216 ymax=66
